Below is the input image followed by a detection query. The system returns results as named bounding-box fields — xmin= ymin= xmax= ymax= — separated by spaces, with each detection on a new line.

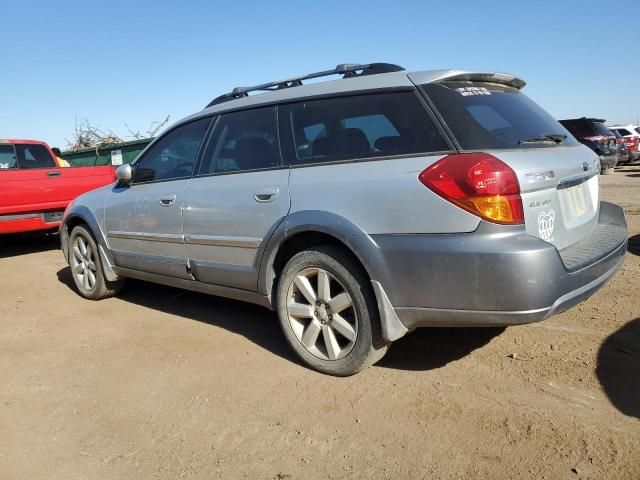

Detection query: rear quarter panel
xmin=288 ymin=156 xmax=481 ymax=234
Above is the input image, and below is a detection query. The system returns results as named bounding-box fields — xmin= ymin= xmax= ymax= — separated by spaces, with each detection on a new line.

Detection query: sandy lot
xmin=1 ymin=166 xmax=639 ymax=480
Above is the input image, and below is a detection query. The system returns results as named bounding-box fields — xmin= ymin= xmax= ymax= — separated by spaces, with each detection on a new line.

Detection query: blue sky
xmin=2 ymin=0 xmax=639 ymax=148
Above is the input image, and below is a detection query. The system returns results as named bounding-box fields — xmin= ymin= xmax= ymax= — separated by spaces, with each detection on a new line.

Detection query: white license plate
xmin=566 ymin=183 xmax=589 ymax=218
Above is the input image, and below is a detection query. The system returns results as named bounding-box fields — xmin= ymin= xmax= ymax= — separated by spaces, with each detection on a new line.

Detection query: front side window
xmin=281 ymin=92 xmax=449 ymax=165
xmin=422 ymin=82 xmax=579 ymax=150
xmin=133 ymin=117 xmax=211 ymax=183
xmin=198 ymin=107 xmax=280 ymax=175
xmin=15 ymin=144 xmax=56 ymax=168
xmin=0 ymin=145 xmax=17 ymax=169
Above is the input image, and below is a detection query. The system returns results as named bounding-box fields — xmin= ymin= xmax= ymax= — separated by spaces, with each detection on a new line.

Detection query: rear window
xmin=281 ymin=92 xmax=449 ymax=165
xmin=592 ymin=122 xmax=612 ymax=136
xmin=635 ymin=127 xmax=640 ymax=135
xmin=422 ymin=81 xmax=578 ymax=150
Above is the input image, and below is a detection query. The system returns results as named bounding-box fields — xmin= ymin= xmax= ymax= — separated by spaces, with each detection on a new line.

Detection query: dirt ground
xmin=1 ymin=166 xmax=639 ymax=480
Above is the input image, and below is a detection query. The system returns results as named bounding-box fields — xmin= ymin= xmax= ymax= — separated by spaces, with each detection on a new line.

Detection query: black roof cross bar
xmin=206 ymin=63 xmax=405 ymax=108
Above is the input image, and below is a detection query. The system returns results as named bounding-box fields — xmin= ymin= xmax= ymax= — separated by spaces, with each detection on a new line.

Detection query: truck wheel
xmin=276 ymin=245 xmax=388 ymax=376
xmin=69 ymin=225 xmax=124 ymax=300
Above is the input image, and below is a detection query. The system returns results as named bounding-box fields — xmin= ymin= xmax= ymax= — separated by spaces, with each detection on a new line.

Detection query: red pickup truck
xmin=0 ymin=139 xmax=116 ymax=234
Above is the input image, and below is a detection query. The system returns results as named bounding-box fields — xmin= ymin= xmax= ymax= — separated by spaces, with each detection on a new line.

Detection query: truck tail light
xmin=418 ymin=153 xmax=524 ymax=225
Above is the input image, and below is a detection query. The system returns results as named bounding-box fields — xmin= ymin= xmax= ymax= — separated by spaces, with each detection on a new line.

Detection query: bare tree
xmin=65 ymin=115 xmax=170 ymax=152
xmin=125 ymin=115 xmax=171 ymax=140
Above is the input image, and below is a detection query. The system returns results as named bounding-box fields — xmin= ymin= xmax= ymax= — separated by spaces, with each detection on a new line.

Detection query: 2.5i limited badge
xmin=538 ymin=209 xmax=556 ymax=242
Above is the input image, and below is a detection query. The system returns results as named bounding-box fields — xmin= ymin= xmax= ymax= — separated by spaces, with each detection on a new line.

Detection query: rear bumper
xmin=0 ymin=213 xmax=63 ymax=234
xmin=370 ymin=202 xmax=627 ymax=329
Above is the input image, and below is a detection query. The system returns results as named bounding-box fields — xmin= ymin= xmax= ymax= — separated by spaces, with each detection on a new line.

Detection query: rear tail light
xmin=615 ymin=137 xmax=623 ymax=145
xmin=418 ymin=153 xmax=524 ymax=225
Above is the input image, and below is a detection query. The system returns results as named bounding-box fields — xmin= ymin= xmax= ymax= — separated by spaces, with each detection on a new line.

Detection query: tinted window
xmin=281 ymin=92 xmax=448 ymax=164
xmin=559 ymin=119 xmax=593 ymax=137
xmin=593 ymin=122 xmax=612 ymax=136
xmin=15 ymin=144 xmax=56 ymax=168
xmin=198 ymin=107 xmax=279 ymax=175
xmin=616 ymin=128 xmax=632 ymax=136
xmin=133 ymin=118 xmax=211 ymax=183
xmin=635 ymin=128 xmax=640 ymax=135
xmin=0 ymin=145 xmax=17 ymax=169
xmin=423 ymin=82 xmax=578 ymax=150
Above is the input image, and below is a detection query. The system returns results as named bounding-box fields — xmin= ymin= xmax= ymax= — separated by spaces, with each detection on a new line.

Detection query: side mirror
xmin=115 ymin=164 xmax=132 ymax=185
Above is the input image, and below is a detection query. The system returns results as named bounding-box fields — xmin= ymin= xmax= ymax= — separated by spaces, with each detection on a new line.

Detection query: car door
xmin=182 ymin=106 xmax=290 ymax=290
xmin=104 ymin=117 xmax=212 ymax=278
xmin=1 ymin=143 xmax=62 ymax=215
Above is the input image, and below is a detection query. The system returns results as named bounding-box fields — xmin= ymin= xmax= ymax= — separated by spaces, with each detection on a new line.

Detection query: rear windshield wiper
xmin=518 ymin=133 xmax=567 ymax=145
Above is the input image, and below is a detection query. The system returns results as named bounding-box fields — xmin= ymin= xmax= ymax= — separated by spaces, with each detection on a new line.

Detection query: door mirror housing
xmin=115 ymin=164 xmax=132 ymax=185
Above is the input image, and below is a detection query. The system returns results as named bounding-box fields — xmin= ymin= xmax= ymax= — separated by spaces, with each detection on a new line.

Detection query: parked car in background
xmin=0 ymin=139 xmax=116 ymax=234
xmin=612 ymin=130 xmax=630 ymax=165
xmin=559 ymin=118 xmax=618 ymax=174
xmin=608 ymin=124 xmax=640 ymax=163
xmin=61 ymin=64 xmax=627 ymax=376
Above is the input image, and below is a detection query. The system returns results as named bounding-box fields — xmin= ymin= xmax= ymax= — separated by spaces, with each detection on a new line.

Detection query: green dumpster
xmin=61 ymin=138 xmax=153 ymax=167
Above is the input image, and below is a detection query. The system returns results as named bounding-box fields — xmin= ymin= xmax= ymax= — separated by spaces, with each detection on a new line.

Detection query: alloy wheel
xmin=286 ymin=267 xmax=358 ymax=360
xmin=71 ymin=236 xmax=97 ymax=291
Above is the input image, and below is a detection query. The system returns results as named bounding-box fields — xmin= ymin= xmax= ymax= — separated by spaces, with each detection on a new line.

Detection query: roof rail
xmin=206 ymin=63 xmax=405 ymax=108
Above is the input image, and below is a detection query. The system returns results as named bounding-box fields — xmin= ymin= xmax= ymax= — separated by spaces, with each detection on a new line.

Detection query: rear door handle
xmin=254 ymin=187 xmax=279 ymax=203
xmin=47 ymin=171 xmax=61 ymax=177
xmin=159 ymin=194 xmax=177 ymax=207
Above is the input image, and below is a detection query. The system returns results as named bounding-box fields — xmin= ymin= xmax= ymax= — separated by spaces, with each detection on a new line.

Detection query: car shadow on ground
xmin=596 ymin=318 xmax=640 ymax=419
xmin=0 ymin=231 xmax=59 ymax=259
xmin=56 ymin=267 xmax=301 ymax=367
xmin=628 ymin=235 xmax=640 ymax=256
xmin=377 ymin=327 xmax=505 ymax=371
xmin=57 ymin=266 xmax=504 ymax=373
xmin=626 ymin=173 xmax=640 ymax=178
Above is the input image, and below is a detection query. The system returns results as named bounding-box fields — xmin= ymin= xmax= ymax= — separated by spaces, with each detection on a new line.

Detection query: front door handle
xmin=254 ymin=187 xmax=279 ymax=203
xmin=47 ymin=170 xmax=61 ymax=177
xmin=159 ymin=194 xmax=177 ymax=207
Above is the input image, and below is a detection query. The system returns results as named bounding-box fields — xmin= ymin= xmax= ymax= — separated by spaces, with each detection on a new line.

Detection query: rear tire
xmin=276 ymin=245 xmax=388 ymax=376
xmin=68 ymin=225 xmax=124 ymax=300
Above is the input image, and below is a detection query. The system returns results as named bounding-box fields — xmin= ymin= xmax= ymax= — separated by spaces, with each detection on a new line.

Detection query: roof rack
xmin=206 ymin=63 xmax=405 ymax=108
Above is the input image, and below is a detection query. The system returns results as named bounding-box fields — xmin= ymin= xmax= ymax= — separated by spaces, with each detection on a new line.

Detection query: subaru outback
xmin=61 ymin=63 xmax=628 ymax=376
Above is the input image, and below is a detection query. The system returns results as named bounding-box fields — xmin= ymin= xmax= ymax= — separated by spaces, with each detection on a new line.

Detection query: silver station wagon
xmin=61 ymin=63 xmax=628 ymax=375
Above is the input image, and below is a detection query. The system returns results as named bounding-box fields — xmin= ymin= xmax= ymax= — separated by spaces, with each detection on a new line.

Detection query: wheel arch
xmin=257 ymin=211 xmax=387 ymax=301
xmin=62 ymin=206 xmax=119 ymax=282
xmin=256 ymin=210 xmax=410 ymax=345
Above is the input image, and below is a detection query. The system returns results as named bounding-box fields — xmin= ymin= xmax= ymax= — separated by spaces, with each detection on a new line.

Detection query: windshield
xmin=421 ymin=81 xmax=578 ymax=150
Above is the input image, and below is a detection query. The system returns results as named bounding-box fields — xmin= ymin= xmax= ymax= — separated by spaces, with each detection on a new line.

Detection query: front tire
xmin=69 ymin=225 xmax=124 ymax=300
xmin=276 ymin=245 xmax=388 ymax=376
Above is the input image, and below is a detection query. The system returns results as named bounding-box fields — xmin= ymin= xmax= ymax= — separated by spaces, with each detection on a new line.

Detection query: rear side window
xmin=281 ymin=92 xmax=449 ymax=165
xmin=422 ymin=82 xmax=578 ymax=150
xmin=616 ymin=128 xmax=632 ymax=136
xmin=15 ymin=144 xmax=56 ymax=168
xmin=198 ymin=107 xmax=280 ymax=175
xmin=0 ymin=145 xmax=17 ymax=169
xmin=133 ymin=117 xmax=211 ymax=183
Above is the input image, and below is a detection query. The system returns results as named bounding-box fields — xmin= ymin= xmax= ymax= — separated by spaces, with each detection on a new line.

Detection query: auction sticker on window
xmin=456 ymin=86 xmax=492 ymax=96
xmin=111 ymin=150 xmax=123 ymax=166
